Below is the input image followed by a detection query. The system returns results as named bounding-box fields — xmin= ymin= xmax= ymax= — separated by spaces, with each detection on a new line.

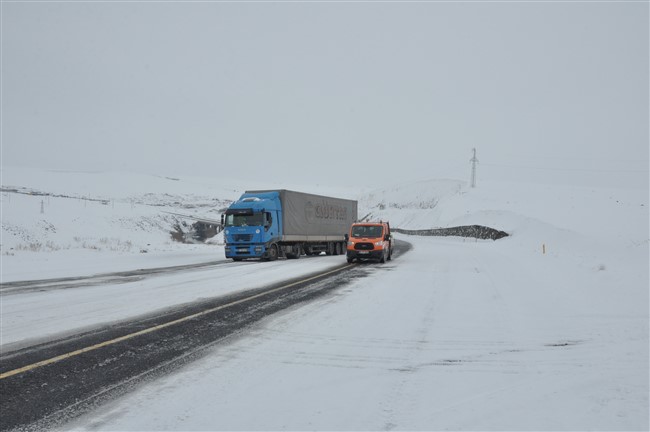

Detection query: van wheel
xmin=379 ymin=250 xmax=386 ymax=263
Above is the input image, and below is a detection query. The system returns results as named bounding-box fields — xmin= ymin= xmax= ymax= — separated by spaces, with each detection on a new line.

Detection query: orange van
xmin=345 ymin=221 xmax=393 ymax=263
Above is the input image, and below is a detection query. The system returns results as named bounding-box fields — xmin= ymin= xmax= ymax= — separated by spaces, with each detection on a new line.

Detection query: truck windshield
xmin=351 ymin=225 xmax=383 ymax=238
xmin=225 ymin=213 xmax=264 ymax=227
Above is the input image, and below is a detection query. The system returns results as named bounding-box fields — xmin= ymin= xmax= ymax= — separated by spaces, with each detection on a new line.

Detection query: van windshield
xmin=351 ymin=225 xmax=383 ymax=238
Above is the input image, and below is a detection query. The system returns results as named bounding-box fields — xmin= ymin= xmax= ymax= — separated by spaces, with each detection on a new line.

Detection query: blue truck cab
xmin=223 ymin=191 xmax=281 ymax=261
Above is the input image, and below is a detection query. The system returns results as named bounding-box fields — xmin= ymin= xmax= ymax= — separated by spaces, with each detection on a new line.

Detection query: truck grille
xmin=354 ymin=242 xmax=374 ymax=250
xmin=233 ymin=234 xmax=253 ymax=242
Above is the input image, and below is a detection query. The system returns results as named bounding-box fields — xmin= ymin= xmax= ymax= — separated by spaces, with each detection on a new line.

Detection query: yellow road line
xmin=0 ymin=264 xmax=352 ymax=380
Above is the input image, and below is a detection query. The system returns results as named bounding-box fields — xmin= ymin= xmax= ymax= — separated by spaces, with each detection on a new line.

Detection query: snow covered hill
xmin=1 ymin=166 xmax=647 ymax=282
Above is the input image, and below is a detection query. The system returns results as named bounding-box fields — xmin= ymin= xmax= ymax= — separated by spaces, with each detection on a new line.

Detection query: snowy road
xmin=0 ymin=259 xmax=230 ymax=295
xmin=0 ymin=253 xmax=366 ymax=351
xmin=0 ymin=242 xmax=411 ymax=431
xmin=1 ymin=231 xmax=647 ymax=430
xmin=59 ymin=234 xmax=646 ymax=431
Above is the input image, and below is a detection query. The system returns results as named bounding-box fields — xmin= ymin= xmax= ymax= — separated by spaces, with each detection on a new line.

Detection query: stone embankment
xmin=393 ymin=225 xmax=508 ymax=241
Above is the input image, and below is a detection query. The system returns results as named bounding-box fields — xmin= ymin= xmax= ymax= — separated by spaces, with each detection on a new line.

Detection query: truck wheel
xmin=266 ymin=244 xmax=278 ymax=261
xmin=287 ymin=244 xmax=301 ymax=259
xmin=347 ymin=257 xmax=354 ymax=264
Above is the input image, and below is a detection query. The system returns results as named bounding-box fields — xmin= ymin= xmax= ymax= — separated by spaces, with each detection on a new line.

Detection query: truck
xmin=222 ymin=190 xmax=358 ymax=261
xmin=345 ymin=221 xmax=393 ymax=263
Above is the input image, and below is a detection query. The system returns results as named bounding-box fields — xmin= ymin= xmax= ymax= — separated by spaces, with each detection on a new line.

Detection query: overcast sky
xmin=2 ymin=1 xmax=648 ymax=188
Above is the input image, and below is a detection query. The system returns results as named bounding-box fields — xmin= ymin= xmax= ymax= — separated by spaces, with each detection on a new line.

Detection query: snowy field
xmin=1 ymin=166 xmax=648 ymax=430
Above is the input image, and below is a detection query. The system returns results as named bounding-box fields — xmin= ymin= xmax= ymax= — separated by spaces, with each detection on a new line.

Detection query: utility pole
xmin=470 ymin=148 xmax=478 ymax=188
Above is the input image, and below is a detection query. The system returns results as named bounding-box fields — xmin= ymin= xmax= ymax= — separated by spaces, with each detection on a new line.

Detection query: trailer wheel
xmin=266 ymin=244 xmax=278 ymax=261
xmin=286 ymin=244 xmax=301 ymax=259
xmin=335 ymin=242 xmax=342 ymax=255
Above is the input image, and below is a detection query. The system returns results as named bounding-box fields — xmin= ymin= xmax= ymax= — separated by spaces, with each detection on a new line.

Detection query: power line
xmin=481 ymin=163 xmax=648 ymax=173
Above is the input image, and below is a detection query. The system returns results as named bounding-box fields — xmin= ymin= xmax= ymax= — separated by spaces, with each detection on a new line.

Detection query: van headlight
xmin=374 ymin=241 xmax=383 ymax=246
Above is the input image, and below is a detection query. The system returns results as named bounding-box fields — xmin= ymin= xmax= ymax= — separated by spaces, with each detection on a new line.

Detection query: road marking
xmin=0 ymin=264 xmax=353 ymax=380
